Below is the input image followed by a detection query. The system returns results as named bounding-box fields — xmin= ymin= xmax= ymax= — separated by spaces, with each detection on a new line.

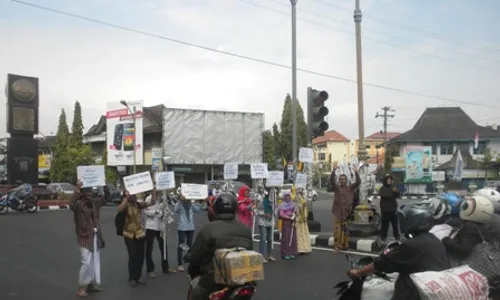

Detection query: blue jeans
xmin=177 ymin=230 xmax=194 ymax=266
xmin=259 ymin=226 xmax=273 ymax=257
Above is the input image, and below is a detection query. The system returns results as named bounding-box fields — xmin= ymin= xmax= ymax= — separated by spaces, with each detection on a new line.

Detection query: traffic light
xmin=307 ymin=87 xmax=329 ymax=138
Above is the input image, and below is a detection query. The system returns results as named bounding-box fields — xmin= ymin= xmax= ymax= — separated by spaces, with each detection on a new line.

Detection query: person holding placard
xmin=174 ymin=195 xmax=202 ymax=272
xmin=256 ymin=187 xmax=276 ymax=263
xmin=294 ymin=187 xmax=312 ymax=254
xmin=236 ymin=185 xmax=254 ymax=229
xmin=278 ymin=191 xmax=298 ymax=260
xmin=117 ymin=188 xmax=156 ymax=286
xmin=70 ymin=180 xmax=105 ymax=297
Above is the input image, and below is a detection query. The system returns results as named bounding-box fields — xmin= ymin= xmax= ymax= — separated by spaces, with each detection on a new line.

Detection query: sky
xmin=1 ymin=0 xmax=499 ymax=140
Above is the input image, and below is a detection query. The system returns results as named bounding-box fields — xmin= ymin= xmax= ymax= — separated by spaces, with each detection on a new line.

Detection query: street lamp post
xmin=291 ymin=0 xmax=298 ymax=176
xmin=120 ymin=100 xmax=137 ymax=174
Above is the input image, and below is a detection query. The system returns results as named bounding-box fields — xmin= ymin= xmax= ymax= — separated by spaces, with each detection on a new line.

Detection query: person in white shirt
xmin=143 ymin=192 xmax=176 ymax=278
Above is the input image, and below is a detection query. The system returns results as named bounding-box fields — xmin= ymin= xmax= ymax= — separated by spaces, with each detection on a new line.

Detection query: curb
xmin=255 ymin=230 xmax=381 ymax=253
xmin=38 ymin=205 xmax=69 ymax=211
xmin=371 ymin=195 xmax=430 ymax=200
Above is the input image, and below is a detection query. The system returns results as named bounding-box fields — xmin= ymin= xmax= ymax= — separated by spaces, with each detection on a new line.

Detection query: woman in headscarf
xmin=293 ymin=187 xmax=312 ymax=254
xmin=278 ymin=191 xmax=297 ymax=260
xmin=237 ymin=185 xmax=254 ymax=229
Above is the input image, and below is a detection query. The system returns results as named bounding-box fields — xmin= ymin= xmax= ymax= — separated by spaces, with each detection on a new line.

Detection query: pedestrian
xmin=378 ymin=174 xmax=401 ymax=242
xmin=143 ymin=191 xmax=176 ymax=278
xmin=70 ymin=180 xmax=105 ymax=297
xmin=294 ymin=187 xmax=312 ymax=254
xmin=236 ymin=185 xmax=254 ymax=229
xmin=117 ymin=188 xmax=156 ymax=286
xmin=329 ymin=161 xmax=360 ymax=252
xmin=256 ymin=187 xmax=276 ymax=262
xmin=174 ymin=195 xmax=202 ymax=272
xmin=278 ymin=191 xmax=297 ymax=260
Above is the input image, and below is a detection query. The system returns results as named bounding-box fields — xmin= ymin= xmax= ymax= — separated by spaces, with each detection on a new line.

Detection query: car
xmin=46 ymin=183 xmax=75 ymax=196
xmin=279 ymin=183 xmax=318 ymax=201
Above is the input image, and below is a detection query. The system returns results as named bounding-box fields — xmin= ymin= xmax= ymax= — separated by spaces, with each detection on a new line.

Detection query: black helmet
xmin=213 ymin=192 xmax=237 ymax=215
xmin=397 ymin=203 xmax=434 ymax=236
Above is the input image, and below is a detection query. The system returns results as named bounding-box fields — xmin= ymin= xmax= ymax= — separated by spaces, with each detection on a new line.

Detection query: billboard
xmin=106 ymin=101 xmax=144 ymax=166
xmin=404 ymin=146 xmax=432 ymax=183
xmin=38 ymin=154 xmax=51 ymax=169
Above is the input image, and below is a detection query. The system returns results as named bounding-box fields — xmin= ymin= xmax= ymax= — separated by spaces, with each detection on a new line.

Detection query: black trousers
xmin=145 ymin=229 xmax=169 ymax=273
xmin=124 ymin=237 xmax=145 ymax=281
xmin=380 ymin=212 xmax=400 ymax=240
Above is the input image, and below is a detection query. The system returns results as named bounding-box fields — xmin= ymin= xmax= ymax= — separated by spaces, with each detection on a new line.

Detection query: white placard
xmin=155 ymin=171 xmax=175 ymax=191
xmin=77 ymin=165 xmax=105 ymax=188
xmin=181 ymin=183 xmax=208 ymax=200
xmin=224 ymin=163 xmax=238 ymax=180
xmin=299 ymin=147 xmax=314 ymax=163
xmin=295 ymin=173 xmax=307 ymax=189
xmin=123 ymin=171 xmax=154 ymax=195
xmin=266 ymin=171 xmax=284 ymax=187
xmin=250 ymin=163 xmax=269 ymax=179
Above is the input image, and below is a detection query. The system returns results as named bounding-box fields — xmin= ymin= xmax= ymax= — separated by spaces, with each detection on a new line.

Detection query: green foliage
xmin=263 ymin=130 xmax=276 ymax=170
xmin=70 ymin=101 xmax=84 ymax=148
xmin=384 ymin=145 xmax=398 ymax=174
xmin=279 ymin=94 xmax=309 ymax=160
xmin=101 ymin=147 xmax=118 ymax=184
xmin=272 ymin=123 xmax=281 ymax=158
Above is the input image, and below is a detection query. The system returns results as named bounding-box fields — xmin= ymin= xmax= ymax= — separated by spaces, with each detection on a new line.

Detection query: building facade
xmin=351 ymin=131 xmax=401 ymax=160
xmin=312 ymin=130 xmax=350 ymax=169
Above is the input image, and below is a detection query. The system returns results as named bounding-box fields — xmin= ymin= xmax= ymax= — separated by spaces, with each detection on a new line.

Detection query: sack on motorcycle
xmin=410 ymin=265 xmax=489 ymax=300
xmin=213 ymin=248 xmax=265 ymax=286
xmin=458 ymin=238 xmax=500 ymax=284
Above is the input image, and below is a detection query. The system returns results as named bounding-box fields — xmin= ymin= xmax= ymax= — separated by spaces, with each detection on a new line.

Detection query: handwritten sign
xmin=123 ymin=171 xmax=154 ymax=195
xmin=181 ymin=183 xmax=208 ymax=200
xmin=250 ymin=163 xmax=269 ymax=179
xmin=295 ymin=173 xmax=307 ymax=189
xmin=155 ymin=171 xmax=175 ymax=190
xmin=299 ymin=147 xmax=314 ymax=163
xmin=77 ymin=165 xmax=105 ymax=188
xmin=224 ymin=163 xmax=238 ymax=180
xmin=266 ymin=171 xmax=284 ymax=187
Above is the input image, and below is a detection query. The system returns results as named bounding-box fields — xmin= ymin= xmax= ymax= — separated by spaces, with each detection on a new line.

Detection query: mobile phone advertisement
xmin=105 ymin=101 xmax=144 ymax=166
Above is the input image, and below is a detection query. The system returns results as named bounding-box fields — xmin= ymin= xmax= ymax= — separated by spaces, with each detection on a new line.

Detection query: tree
xmin=272 ymin=123 xmax=281 ymax=158
xmin=263 ymin=130 xmax=276 ymax=170
xmin=279 ymin=94 xmax=308 ymax=160
xmin=384 ymin=145 xmax=397 ymax=174
xmin=101 ymin=148 xmax=118 ymax=184
xmin=296 ymin=102 xmax=308 ymax=148
xmin=50 ymin=110 xmax=72 ymax=182
xmin=70 ymin=101 xmax=84 ymax=148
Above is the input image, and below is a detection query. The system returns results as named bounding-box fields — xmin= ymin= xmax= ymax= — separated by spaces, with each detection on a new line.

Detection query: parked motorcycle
xmin=0 ymin=184 xmax=38 ymax=214
xmin=181 ymin=244 xmax=256 ymax=300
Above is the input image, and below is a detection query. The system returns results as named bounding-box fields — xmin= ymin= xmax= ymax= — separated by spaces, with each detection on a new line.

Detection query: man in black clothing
xmin=188 ymin=192 xmax=254 ymax=300
xmin=379 ymin=174 xmax=401 ymax=241
xmin=349 ymin=204 xmax=450 ymax=300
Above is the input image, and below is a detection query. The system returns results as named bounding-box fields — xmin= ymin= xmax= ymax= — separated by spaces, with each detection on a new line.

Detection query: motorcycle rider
xmin=5 ymin=180 xmax=30 ymax=209
xmin=188 ymin=192 xmax=254 ymax=300
xmin=378 ymin=174 xmax=401 ymax=242
xmin=348 ymin=203 xmax=449 ymax=300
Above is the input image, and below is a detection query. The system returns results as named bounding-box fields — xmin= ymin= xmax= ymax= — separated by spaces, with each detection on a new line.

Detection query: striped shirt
xmin=70 ymin=192 xmax=105 ymax=251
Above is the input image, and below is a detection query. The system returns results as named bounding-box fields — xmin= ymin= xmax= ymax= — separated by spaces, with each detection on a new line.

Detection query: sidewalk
xmin=254 ymin=230 xmax=382 ymax=253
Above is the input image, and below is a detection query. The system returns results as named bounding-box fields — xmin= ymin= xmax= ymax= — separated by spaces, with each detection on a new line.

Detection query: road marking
xmin=251 ymin=239 xmax=378 ymax=257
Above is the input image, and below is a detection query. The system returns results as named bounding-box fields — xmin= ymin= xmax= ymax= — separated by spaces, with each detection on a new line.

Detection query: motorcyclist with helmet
xmin=348 ymin=204 xmax=449 ymax=300
xmin=188 ymin=192 xmax=254 ymax=300
xmin=5 ymin=180 xmax=31 ymax=209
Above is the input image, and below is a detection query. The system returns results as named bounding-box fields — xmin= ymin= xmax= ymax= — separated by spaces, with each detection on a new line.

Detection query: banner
xmin=38 ymin=154 xmax=51 ymax=169
xmin=404 ymin=146 xmax=432 ymax=183
xmin=106 ymin=101 xmax=144 ymax=166
xmin=453 ymin=150 xmax=464 ymax=181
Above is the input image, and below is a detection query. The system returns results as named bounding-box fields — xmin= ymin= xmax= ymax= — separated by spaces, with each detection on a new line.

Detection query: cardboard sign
xmin=181 ymin=183 xmax=208 ymax=200
xmin=224 ymin=163 xmax=238 ymax=180
xmin=298 ymin=147 xmax=314 ymax=163
xmin=123 ymin=171 xmax=154 ymax=195
xmin=295 ymin=173 xmax=307 ymax=189
xmin=77 ymin=165 xmax=105 ymax=188
xmin=155 ymin=171 xmax=175 ymax=191
xmin=266 ymin=171 xmax=284 ymax=187
xmin=250 ymin=163 xmax=269 ymax=179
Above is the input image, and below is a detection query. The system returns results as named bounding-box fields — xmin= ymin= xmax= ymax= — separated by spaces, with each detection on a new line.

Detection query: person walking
xmin=378 ymin=174 xmax=401 ymax=242
xmin=329 ymin=161 xmax=360 ymax=252
xmin=70 ymin=180 xmax=105 ymax=297
xmin=143 ymin=191 xmax=176 ymax=278
xmin=174 ymin=195 xmax=202 ymax=272
xmin=117 ymin=188 xmax=156 ymax=286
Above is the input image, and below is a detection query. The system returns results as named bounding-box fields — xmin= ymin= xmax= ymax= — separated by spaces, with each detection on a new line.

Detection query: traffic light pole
xmin=291 ymin=0 xmax=298 ymax=176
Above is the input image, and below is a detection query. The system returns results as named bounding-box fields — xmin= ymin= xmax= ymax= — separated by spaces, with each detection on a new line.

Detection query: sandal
xmin=76 ymin=288 xmax=88 ymax=297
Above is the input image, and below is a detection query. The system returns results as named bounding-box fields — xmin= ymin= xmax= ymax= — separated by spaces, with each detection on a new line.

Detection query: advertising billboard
xmin=404 ymin=146 xmax=432 ymax=183
xmin=106 ymin=101 xmax=144 ymax=166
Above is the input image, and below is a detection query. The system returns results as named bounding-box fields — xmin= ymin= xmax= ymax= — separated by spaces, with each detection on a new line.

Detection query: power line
xmin=9 ymin=0 xmax=500 ymax=109
xmin=314 ymin=0 xmax=500 ymax=54
xmin=254 ymin=0 xmax=500 ymax=65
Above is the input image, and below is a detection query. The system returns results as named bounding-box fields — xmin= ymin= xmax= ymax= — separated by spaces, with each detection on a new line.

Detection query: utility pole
xmin=291 ymin=0 xmax=298 ymax=176
xmin=375 ymin=106 xmax=395 ymax=146
xmin=354 ymin=0 xmax=366 ymax=161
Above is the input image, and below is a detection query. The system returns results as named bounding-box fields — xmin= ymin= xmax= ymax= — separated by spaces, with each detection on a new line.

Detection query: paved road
xmin=0 ymin=207 xmax=352 ymax=299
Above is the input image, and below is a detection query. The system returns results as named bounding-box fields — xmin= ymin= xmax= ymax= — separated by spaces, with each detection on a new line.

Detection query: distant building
xmin=351 ymin=131 xmax=401 ymax=161
xmin=312 ymin=130 xmax=350 ymax=169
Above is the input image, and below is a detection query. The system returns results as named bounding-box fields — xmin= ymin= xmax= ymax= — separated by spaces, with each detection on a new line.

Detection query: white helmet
xmin=474 ymin=188 xmax=500 ymax=204
xmin=460 ymin=195 xmax=495 ymax=224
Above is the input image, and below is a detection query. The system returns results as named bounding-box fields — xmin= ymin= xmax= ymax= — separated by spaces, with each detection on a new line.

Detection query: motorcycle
xmin=181 ymin=244 xmax=256 ymax=300
xmin=0 ymin=184 xmax=38 ymax=214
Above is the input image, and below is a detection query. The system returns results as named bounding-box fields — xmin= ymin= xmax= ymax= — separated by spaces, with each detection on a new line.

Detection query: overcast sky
xmin=1 ymin=0 xmax=499 ymax=140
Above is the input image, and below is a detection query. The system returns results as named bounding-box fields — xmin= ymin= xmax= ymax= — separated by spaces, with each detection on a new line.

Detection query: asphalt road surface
xmin=0 ymin=207 xmax=353 ymax=300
